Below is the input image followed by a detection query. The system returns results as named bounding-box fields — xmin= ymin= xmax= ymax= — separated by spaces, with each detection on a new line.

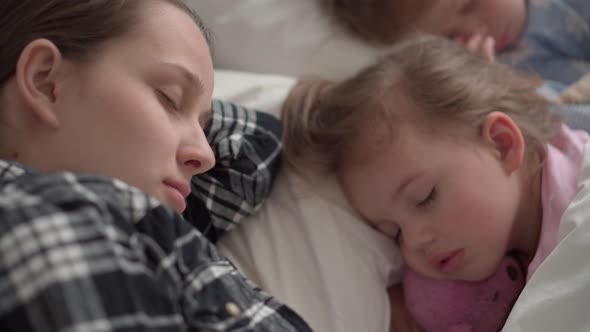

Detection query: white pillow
xmin=213 ymin=70 xmax=403 ymax=332
xmin=189 ymin=0 xmax=392 ymax=80
xmin=213 ymin=70 xmax=295 ymax=117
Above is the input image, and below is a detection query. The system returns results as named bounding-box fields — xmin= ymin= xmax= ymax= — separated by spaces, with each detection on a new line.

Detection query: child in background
xmin=281 ymin=35 xmax=589 ymax=331
xmin=320 ymin=0 xmax=590 ymax=85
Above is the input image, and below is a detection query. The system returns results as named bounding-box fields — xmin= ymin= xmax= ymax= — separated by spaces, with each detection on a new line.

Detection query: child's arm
xmin=183 ymin=99 xmax=282 ymax=243
xmin=388 ymin=284 xmax=424 ymax=332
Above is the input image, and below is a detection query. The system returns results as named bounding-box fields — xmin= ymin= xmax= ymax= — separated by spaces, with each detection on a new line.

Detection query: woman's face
xmin=29 ymin=3 xmax=215 ymax=212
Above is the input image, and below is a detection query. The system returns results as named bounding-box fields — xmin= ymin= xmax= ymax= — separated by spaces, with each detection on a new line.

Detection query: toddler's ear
xmin=480 ymin=112 xmax=525 ymax=173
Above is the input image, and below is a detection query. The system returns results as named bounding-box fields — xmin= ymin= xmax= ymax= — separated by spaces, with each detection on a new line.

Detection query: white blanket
xmin=502 ymin=142 xmax=590 ymax=331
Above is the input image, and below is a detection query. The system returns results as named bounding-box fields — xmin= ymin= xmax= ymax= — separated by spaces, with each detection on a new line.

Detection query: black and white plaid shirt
xmin=0 ymin=100 xmax=311 ymax=331
xmin=184 ymin=100 xmax=282 ymax=243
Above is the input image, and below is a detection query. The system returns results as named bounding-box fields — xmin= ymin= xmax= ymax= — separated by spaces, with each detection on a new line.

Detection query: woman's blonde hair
xmin=281 ymin=35 xmax=561 ymax=174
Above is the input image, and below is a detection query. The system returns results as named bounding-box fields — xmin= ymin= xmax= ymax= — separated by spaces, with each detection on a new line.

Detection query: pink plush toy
xmin=402 ymin=256 xmax=525 ymax=332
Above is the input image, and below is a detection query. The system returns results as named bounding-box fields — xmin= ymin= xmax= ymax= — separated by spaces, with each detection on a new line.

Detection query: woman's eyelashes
xmin=157 ymin=86 xmax=212 ymax=129
xmin=417 ymin=187 xmax=437 ymax=208
xmin=157 ymin=89 xmax=181 ymax=113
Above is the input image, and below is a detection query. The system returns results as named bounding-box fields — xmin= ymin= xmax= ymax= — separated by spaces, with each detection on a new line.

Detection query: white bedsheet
xmin=502 ymin=142 xmax=590 ymax=331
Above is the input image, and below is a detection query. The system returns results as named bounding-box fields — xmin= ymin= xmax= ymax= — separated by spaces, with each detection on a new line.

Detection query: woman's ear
xmin=15 ymin=38 xmax=64 ymax=129
xmin=480 ymin=111 xmax=525 ymax=173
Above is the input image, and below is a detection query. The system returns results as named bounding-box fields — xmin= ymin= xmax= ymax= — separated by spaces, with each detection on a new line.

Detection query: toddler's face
xmin=338 ymin=119 xmax=523 ymax=282
xmin=399 ymin=0 xmax=527 ymax=50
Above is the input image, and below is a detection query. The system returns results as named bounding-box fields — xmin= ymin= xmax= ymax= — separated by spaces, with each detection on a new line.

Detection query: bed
xmin=189 ymin=1 xmax=590 ymax=331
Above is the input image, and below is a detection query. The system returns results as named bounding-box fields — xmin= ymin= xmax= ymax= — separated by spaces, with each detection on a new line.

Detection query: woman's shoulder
xmin=0 ymin=160 xmax=166 ymax=228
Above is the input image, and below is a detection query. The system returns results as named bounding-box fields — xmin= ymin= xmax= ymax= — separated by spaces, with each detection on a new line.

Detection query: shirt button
xmin=225 ymin=302 xmax=241 ymax=317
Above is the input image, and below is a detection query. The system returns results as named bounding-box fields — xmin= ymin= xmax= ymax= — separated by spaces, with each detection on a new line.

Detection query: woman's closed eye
xmin=157 ymin=90 xmax=180 ymax=113
xmin=417 ymin=187 xmax=437 ymax=208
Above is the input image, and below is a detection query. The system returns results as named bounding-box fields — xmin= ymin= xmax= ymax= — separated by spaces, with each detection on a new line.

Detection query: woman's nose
xmin=178 ymin=127 xmax=215 ymax=175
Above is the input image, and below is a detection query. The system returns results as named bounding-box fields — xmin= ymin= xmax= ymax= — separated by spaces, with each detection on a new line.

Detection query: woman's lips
xmin=163 ymin=180 xmax=190 ymax=212
xmin=431 ymin=249 xmax=466 ymax=274
xmin=164 ymin=179 xmax=191 ymax=197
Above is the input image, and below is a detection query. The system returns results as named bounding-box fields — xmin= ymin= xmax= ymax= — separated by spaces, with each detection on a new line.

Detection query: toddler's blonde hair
xmin=281 ymin=35 xmax=561 ymax=174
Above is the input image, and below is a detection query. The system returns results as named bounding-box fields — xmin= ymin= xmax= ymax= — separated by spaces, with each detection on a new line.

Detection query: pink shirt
xmin=527 ymin=124 xmax=590 ymax=279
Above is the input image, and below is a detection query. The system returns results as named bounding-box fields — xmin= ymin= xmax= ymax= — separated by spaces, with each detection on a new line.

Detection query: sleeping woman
xmin=0 ymin=1 xmax=311 ymax=331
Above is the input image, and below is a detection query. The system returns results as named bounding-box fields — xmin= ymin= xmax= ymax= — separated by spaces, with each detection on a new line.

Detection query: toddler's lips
xmin=431 ymin=249 xmax=465 ymax=274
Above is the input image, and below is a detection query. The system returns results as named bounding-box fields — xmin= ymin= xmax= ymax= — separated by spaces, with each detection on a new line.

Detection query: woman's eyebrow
xmin=157 ymin=60 xmax=205 ymax=97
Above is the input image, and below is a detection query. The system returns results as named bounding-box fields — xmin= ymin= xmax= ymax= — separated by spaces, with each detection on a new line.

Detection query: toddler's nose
xmin=402 ymin=224 xmax=435 ymax=251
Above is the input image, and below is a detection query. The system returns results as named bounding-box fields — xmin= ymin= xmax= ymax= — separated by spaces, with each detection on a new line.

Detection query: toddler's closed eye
xmin=417 ymin=187 xmax=436 ymax=207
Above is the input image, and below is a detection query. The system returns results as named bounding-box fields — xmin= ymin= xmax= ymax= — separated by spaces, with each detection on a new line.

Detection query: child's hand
xmin=560 ymin=71 xmax=590 ymax=104
xmin=456 ymin=34 xmax=496 ymax=63
xmin=388 ymin=284 xmax=424 ymax=332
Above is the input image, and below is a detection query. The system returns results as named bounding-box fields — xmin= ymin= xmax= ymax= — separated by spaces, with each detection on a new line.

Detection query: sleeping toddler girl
xmin=281 ymin=34 xmax=589 ymax=331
